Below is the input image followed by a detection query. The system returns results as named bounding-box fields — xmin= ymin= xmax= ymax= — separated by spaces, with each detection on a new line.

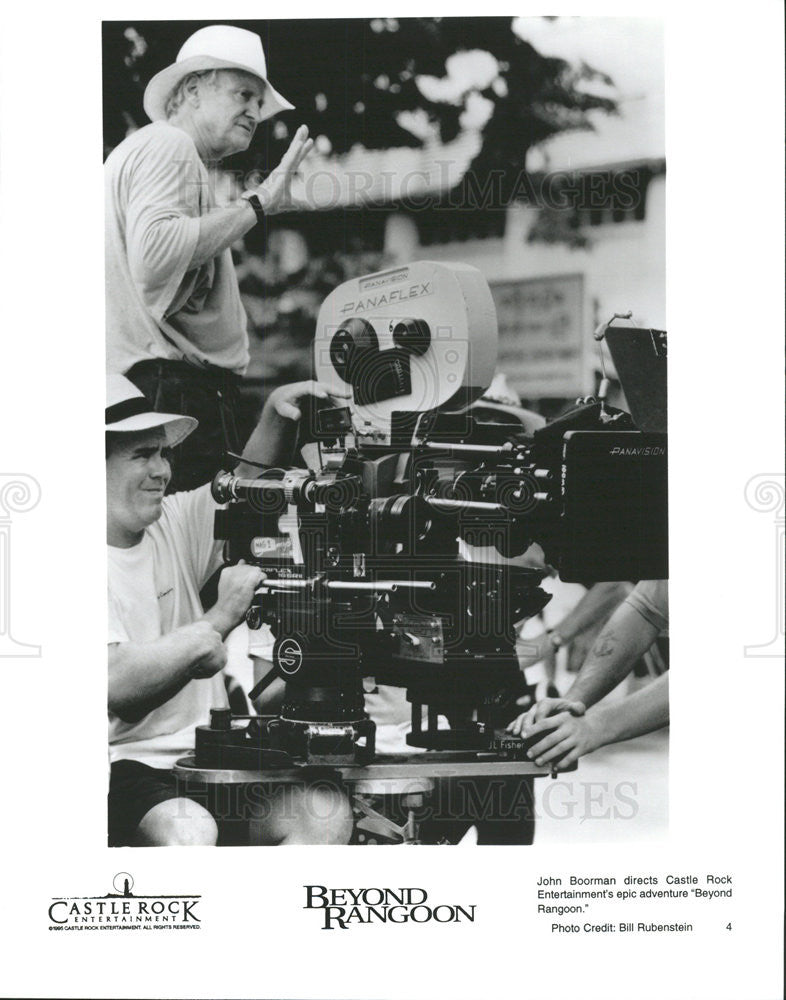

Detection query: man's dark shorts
xmin=108 ymin=760 xmax=191 ymax=846
xmin=108 ymin=760 xmax=277 ymax=846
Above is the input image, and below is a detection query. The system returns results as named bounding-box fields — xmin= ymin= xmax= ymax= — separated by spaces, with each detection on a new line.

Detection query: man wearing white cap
xmin=106 ymin=373 xmax=353 ymax=845
xmin=105 ymin=24 xmax=312 ymax=491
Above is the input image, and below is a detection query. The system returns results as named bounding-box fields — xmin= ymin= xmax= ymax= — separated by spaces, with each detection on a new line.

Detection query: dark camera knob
xmin=329 ymin=330 xmax=354 ymax=379
xmin=246 ymin=605 xmax=263 ymax=630
xmin=392 ymin=318 xmax=430 ymax=357
xmin=330 ymin=317 xmax=378 ymax=381
xmin=210 ymin=708 xmax=233 ymax=731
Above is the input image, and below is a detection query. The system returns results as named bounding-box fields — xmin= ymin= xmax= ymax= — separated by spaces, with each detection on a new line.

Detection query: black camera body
xmin=201 ymin=262 xmax=667 ymax=770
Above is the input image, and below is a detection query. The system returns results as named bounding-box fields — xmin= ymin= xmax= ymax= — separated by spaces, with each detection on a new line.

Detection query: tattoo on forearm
xmin=594 ymin=630 xmax=617 ymax=657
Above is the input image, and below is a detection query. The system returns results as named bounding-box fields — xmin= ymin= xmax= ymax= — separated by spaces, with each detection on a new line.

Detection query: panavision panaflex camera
xmin=191 ymin=261 xmax=667 ymax=772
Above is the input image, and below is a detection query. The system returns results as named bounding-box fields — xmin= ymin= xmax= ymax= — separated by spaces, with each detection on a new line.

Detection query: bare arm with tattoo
xmin=567 ymin=609 xmax=660 ymax=705
xmin=507 ymin=598 xmax=661 ymax=735
xmin=516 ymin=581 xmax=632 ymax=670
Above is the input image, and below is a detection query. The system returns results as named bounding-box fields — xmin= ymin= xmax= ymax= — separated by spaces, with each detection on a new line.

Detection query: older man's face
xmin=106 ymin=429 xmax=171 ymax=547
xmin=194 ymin=70 xmax=267 ymax=157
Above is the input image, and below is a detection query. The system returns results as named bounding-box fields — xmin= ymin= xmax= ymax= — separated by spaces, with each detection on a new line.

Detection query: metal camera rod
xmin=422 ymin=496 xmax=506 ymax=515
xmin=255 ymin=577 xmax=436 ymax=594
xmin=421 ymin=441 xmax=519 ymax=458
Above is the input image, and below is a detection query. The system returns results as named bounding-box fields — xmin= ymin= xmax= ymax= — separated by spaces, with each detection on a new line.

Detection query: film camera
xmin=194 ymin=261 xmax=667 ymax=772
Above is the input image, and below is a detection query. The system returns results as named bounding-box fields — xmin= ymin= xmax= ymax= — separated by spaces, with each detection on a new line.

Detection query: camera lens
xmin=369 ymin=494 xmax=432 ymax=551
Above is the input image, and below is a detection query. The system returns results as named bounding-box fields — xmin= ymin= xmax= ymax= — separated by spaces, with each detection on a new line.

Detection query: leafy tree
xmin=103 ymin=17 xmax=617 ymax=206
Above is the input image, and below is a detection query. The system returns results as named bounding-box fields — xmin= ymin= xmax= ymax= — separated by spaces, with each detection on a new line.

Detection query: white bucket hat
xmin=143 ymin=25 xmax=294 ymax=124
xmin=106 ymin=374 xmax=197 ymax=448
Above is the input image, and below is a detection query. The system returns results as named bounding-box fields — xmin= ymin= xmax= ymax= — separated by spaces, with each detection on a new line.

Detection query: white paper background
xmin=0 ymin=2 xmax=783 ymax=998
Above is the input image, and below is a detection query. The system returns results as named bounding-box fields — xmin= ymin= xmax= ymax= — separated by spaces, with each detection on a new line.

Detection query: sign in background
xmin=491 ymin=274 xmax=588 ymax=400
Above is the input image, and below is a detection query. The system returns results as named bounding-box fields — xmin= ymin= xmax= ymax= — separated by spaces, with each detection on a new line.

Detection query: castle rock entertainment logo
xmin=48 ymin=873 xmax=201 ymax=933
xmin=304 ymin=885 xmax=476 ymax=930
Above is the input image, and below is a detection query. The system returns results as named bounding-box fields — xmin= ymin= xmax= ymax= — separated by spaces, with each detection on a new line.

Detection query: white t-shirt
xmin=625 ymin=579 xmax=669 ymax=637
xmin=105 ymin=121 xmax=249 ymax=375
xmin=108 ymin=485 xmax=228 ymax=768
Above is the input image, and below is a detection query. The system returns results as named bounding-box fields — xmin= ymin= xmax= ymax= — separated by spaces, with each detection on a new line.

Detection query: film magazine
xmin=0 ymin=5 xmax=783 ymax=1000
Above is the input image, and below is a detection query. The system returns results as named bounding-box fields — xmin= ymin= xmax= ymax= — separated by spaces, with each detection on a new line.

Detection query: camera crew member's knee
xmin=249 ymin=782 xmax=353 ymax=844
xmin=134 ymin=797 xmax=218 ymax=846
xmin=299 ymin=783 xmax=354 ymax=844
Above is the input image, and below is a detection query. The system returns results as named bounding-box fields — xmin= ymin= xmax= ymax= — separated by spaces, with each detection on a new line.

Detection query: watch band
xmin=242 ymin=192 xmax=265 ymax=225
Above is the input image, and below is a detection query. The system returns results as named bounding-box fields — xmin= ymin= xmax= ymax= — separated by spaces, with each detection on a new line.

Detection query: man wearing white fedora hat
xmin=106 ymin=373 xmax=353 ymax=845
xmin=105 ymin=24 xmax=313 ymax=492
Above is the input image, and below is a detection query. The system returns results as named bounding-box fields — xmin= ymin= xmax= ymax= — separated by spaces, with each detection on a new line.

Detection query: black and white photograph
xmin=0 ymin=4 xmax=783 ymax=999
xmin=102 ymin=17 xmax=669 ymax=849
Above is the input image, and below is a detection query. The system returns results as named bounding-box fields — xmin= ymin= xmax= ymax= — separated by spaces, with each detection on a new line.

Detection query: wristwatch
xmin=547 ymin=629 xmax=565 ymax=650
xmin=242 ymin=191 xmax=265 ymax=225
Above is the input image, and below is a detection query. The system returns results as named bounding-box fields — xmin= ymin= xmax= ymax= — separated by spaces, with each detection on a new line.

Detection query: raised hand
xmin=254 ymin=125 xmax=314 ymax=215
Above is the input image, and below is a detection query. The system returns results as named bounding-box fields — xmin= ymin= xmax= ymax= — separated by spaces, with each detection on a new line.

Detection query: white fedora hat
xmin=143 ymin=25 xmax=294 ymax=124
xmin=106 ymin=374 xmax=197 ymax=448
